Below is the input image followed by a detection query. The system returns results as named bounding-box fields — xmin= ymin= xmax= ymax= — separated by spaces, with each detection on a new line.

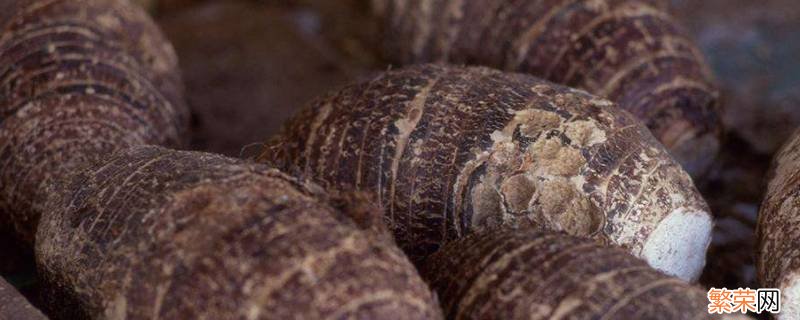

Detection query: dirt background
xmin=158 ymin=0 xmax=371 ymax=157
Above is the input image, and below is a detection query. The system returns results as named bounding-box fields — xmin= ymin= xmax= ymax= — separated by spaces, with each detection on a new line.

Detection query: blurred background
xmin=2 ymin=0 xmax=798 ymax=312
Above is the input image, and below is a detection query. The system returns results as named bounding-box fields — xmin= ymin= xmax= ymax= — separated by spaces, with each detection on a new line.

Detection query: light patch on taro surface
xmin=468 ymin=107 xmax=609 ymax=239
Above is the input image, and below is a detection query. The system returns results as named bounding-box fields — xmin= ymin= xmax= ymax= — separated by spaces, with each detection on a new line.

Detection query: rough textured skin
xmin=262 ymin=64 xmax=712 ymax=280
xmin=757 ymin=129 xmax=800 ymax=319
xmin=0 ymin=0 xmax=189 ymax=244
xmin=421 ymin=229 xmax=714 ymax=320
xmin=36 ymin=146 xmax=442 ymax=319
xmin=0 ymin=277 xmax=47 ymax=320
xmin=368 ymin=0 xmax=721 ymax=176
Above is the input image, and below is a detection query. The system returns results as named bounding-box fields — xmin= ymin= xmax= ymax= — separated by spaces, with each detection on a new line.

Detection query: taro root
xmin=0 ymin=277 xmax=47 ymax=320
xmin=0 ymin=0 xmax=189 ymax=243
xmin=422 ymin=228 xmax=717 ymax=320
xmin=756 ymin=129 xmax=800 ymax=320
xmin=36 ymin=145 xmax=443 ymax=319
xmin=368 ymin=0 xmax=721 ymax=176
xmin=261 ymin=64 xmax=712 ymax=281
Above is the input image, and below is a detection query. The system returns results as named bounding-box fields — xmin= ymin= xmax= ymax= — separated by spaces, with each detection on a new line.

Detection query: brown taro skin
xmin=261 ymin=64 xmax=712 ymax=281
xmin=0 ymin=277 xmax=47 ymax=320
xmin=757 ymin=129 xmax=800 ymax=319
xmin=0 ymin=0 xmax=189 ymax=244
xmin=35 ymin=146 xmax=442 ymax=320
xmin=421 ymin=228 xmax=713 ymax=320
xmin=369 ymin=0 xmax=721 ymax=176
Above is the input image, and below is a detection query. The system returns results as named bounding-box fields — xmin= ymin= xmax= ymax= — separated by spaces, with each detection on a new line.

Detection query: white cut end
xmin=641 ymin=208 xmax=712 ymax=282
xmin=779 ymin=273 xmax=800 ymax=320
